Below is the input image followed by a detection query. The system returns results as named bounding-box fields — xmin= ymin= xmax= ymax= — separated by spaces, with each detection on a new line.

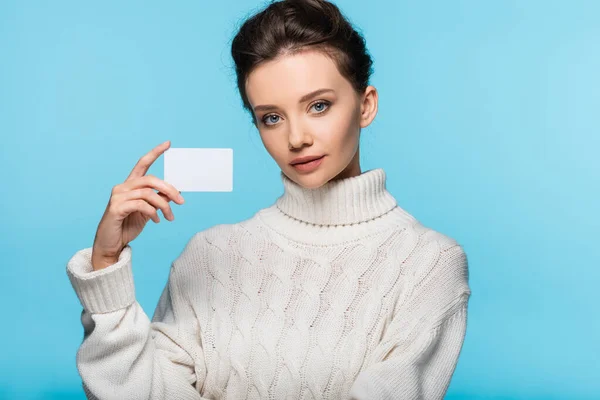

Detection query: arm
xmin=66 ymin=236 xmax=208 ymax=400
xmin=348 ymin=242 xmax=472 ymax=400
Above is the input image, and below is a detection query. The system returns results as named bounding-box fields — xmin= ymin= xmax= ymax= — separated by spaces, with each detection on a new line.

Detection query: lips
xmin=290 ymin=155 xmax=324 ymax=165
xmin=290 ymin=155 xmax=325 ymax=172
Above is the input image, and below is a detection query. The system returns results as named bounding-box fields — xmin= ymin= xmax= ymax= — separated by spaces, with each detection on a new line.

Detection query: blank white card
xmin=163 ymin=148 xmax=233 ymax=192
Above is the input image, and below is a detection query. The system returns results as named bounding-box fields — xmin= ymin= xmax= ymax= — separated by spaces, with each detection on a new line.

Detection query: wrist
xmin=91 ymin=251 xmax=119 ymax=271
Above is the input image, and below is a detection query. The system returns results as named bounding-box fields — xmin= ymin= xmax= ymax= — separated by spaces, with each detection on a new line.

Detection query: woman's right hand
xmin=91 ymin=140 xmax=185 ymax=271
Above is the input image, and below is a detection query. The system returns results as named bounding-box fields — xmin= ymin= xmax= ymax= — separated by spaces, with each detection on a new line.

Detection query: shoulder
xmin=177 ymin=213 xmax=263 ymax=260
xmin=397 ymin=220 xmax=471 ymax=297
xmin=168 ymin=222 xmax=248 ymax=288
xmin=387 ymin=206 xmax=466 ymax=258
xmin=385 ymin=222 xmax=472 ymax=326
xmin=180 ymin=222 xmax=244 ymax=257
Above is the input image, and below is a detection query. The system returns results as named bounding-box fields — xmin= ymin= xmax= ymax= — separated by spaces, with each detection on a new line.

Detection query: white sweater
xmin=66 ymin=168 xmax=471 ymax=400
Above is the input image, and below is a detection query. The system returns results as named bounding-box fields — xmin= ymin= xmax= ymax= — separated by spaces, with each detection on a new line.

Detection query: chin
xmin=284 ymin=168 xmax=335 ymax=189
xmin=280 ymin=169 xmax=314 ymax=188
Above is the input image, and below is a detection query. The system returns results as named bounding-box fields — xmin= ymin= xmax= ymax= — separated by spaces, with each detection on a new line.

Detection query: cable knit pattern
xmin=66 ymin=168 xmax=471 ymax=400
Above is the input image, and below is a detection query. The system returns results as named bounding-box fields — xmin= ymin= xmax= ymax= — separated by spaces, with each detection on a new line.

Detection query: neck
xmin=275 ymin=168 xmax=396 ymax=226
xmin=253 ymin=168 xmax=400 ymax=245
xmin=253 ymin=168 xmax=415 ymax=245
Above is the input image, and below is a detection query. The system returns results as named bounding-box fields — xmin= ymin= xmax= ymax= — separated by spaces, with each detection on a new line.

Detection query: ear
xmin=359 ymin=85 xmax=378 ymax=128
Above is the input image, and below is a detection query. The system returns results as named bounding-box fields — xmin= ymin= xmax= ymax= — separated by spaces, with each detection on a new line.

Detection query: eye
xmin=311 ymin=100 xmax=331 ymax=113
xmin=260 ymin=100 xmax=331 ymax=127
xmin=260 ymin=114 xmax=280 ymax=126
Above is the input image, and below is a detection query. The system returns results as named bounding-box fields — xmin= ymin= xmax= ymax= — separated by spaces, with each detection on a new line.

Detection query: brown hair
xmin=230 ymin=0 xmax=374 ymax=124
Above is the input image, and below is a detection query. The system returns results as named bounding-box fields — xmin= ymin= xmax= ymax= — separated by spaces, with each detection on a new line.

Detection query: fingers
xmin=125 ymin=140 xmax=171 ymax=181
xmin=142 ymin=175 xmax=184 ymax=204
xmin=119 ymin=188 xmax=176 ymax=221
xmin=119 ymin=199 xmax=161 ymax=223
xmin=117 ymin=174 xmax=184 ymax=205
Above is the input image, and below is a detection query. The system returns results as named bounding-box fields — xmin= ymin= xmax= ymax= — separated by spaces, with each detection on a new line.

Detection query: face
xmin=245 ymin=48 xmax=378 ymax=189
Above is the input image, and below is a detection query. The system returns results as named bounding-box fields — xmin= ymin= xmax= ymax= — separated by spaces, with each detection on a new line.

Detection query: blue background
xmin=1 ymin=0 xmax=598 ymax=399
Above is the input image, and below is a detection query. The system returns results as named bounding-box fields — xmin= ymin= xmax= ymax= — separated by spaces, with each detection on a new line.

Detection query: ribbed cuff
xmin=66 ymin=245 xmax=136 ymax=314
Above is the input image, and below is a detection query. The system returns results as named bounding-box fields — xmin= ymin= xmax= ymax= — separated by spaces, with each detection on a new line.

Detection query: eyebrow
xmin=253 ymin=88 xmax=335 ymax=113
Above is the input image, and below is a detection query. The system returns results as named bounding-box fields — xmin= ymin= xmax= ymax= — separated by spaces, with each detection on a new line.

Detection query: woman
xmin=66 ymin=0 xmax=471 ymax=399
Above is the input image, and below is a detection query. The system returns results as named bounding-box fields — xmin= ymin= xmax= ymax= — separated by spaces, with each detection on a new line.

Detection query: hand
xmin=91 ymin=140 xmax=185 ymax=270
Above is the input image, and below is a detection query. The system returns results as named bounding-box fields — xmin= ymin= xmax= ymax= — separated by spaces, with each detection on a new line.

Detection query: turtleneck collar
xmin=274 ymin=168 xmax=397 ymax=226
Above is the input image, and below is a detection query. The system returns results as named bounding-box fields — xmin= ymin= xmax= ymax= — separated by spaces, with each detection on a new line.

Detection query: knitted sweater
xmin=66 ymin=168 xmax=471 ymax=400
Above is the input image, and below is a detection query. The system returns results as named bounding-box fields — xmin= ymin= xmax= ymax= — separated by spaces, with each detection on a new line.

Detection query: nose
xmin=288 ymin=119 xmax=313 ymax=150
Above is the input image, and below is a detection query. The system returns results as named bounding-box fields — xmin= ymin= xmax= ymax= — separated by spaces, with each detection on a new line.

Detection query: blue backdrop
xmin=1 ymin=1 xmax=598 ymax=399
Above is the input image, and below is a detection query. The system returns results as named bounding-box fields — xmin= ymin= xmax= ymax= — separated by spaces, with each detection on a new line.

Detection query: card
xmin=163 ymin=148 xmax=233 ymax=192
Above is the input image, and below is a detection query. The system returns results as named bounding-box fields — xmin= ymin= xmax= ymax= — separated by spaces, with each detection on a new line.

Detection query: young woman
xmin=66 ymin=0 xmax=471 ymax=399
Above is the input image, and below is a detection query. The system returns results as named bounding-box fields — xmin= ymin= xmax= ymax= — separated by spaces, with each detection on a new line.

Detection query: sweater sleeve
xmin=66 ymin=239 xmax=208 ymax=400
xmin=347 ymin=243 xmax=472 ymax=400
